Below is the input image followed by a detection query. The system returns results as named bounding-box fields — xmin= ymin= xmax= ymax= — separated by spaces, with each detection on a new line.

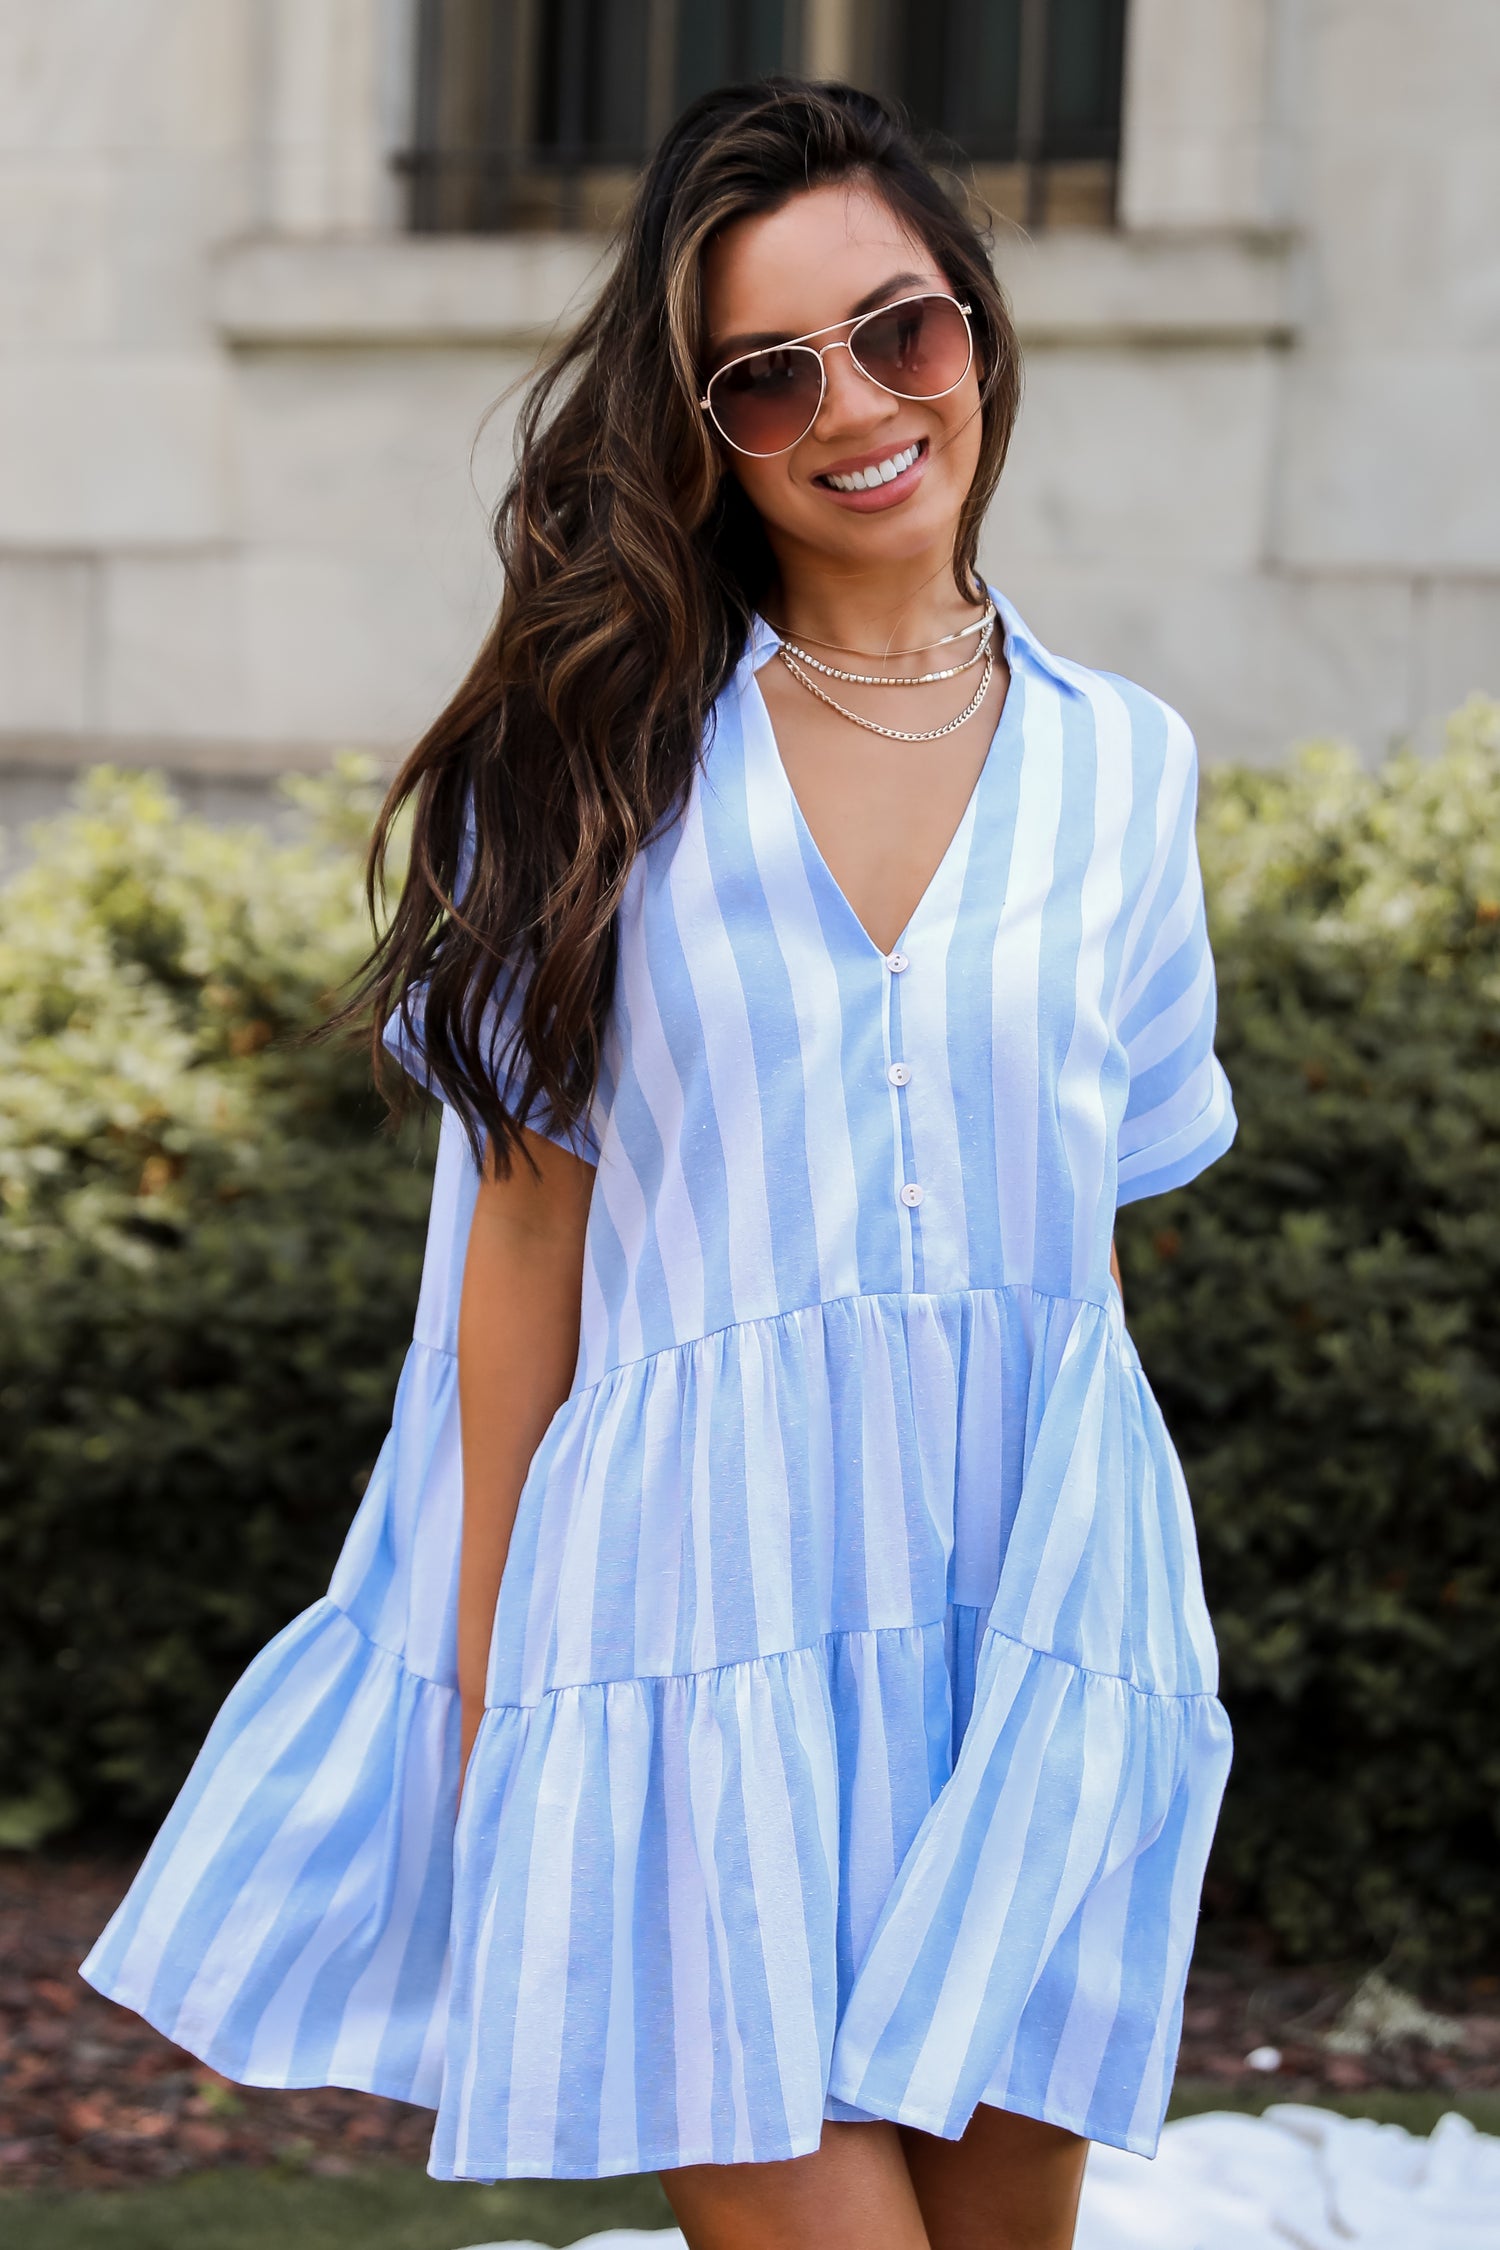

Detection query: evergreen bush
xmin=2 ymin=707 xmax=1497 ymax=1970
xmin=1118 ymin=697 xmax=1500 ymax=1969
xmin=0 ymin=765 xmax=433 ymax=1845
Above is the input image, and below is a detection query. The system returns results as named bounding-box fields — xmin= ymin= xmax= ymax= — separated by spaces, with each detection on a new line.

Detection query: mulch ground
xmin=3 ymin=1852 xmax=1498 ymax=2191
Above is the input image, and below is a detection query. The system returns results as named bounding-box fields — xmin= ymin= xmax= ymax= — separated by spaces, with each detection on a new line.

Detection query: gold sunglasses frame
xmin=699 ymin=293 xmax=975 ymax=458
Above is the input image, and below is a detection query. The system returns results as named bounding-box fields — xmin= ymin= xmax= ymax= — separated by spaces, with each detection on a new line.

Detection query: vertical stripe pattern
xmin=83 ymin=595 xmax=1238 ymax=2177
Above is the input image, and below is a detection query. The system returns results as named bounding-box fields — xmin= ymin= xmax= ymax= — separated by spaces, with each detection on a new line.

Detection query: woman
xmin=85 ymin=80 xmax=1237 ymax=2250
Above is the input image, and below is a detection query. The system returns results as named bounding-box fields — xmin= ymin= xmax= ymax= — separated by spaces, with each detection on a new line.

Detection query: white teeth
xmin=825 ymin=441 xmax=921 ymax=492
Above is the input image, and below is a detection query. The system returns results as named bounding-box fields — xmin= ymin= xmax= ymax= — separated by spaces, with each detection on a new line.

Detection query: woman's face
xmin=700 ymin=178 xmax=984 ymax=575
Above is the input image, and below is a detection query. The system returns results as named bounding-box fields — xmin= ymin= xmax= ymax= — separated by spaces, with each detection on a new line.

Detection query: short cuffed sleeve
xmin=1114 ymin=708 xmax=1237 ymax=1207
xmin=381 ymin=977 xmax=598 ymax=1163
xmin=380 ymin=801 xmax=599 ymax=1164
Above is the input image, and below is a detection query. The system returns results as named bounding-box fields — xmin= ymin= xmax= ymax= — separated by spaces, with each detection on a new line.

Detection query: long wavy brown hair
xmin=348 ymin=77 xmax=1023 ymax=1173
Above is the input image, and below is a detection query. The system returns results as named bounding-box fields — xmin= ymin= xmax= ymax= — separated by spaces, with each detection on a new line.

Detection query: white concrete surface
xmin=1120 ymin=0 xmax=1293 ymax=229
xmin=0 ymin=0 xmax=1496 ymax=800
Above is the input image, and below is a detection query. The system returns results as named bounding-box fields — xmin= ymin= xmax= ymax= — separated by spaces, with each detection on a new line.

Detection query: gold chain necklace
xmin=765 ymin=593 xmax=993 ymax=659
xmin=779 ymin=607 xmax=995 ymax=687
xmin=778 ymin=644 xmax=995 ymax=743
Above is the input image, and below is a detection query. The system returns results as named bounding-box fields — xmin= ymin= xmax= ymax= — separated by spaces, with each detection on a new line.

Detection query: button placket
xmin=885 ymin=946 xmax=924 ymax=1249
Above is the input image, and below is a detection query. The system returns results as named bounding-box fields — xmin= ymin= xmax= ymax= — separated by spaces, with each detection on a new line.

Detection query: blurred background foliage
xmin=0 ymin=761 xmax=433 ymax=1847
xmin=2 ymin=711 xmax=1498 ymax=1972
xmin=1120 ymin=695 xmax=1500 ymax=1972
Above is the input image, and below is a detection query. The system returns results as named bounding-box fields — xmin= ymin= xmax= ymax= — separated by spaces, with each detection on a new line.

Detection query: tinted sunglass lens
xmin=709 ymin=346 xmax=821 ymax=453
xmin=852 ymin=297 xmax=971 ymax=397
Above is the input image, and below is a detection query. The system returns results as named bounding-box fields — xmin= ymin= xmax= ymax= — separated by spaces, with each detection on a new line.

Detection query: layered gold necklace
xmin=774 ymin=598 xmax=998 ymax=743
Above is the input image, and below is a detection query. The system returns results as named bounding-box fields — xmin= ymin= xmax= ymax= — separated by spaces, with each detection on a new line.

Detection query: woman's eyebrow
xmin=710 ymin=270 xmax=934 ymax=363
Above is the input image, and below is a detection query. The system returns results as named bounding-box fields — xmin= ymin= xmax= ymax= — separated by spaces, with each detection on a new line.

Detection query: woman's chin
xmin=802 ymin=495 xmax=960 ymax=566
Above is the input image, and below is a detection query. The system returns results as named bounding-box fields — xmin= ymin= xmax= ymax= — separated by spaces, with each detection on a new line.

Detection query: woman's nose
xmin=812 ymin=340 xmax=897 ymax=435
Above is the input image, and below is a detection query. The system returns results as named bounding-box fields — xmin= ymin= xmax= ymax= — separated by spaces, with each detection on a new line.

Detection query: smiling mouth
xmin=815 ymin=438 xmax=926 ymax=492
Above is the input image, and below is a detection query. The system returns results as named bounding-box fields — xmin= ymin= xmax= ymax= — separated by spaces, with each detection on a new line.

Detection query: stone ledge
xmin=1000 ymin=226 xmax=1298 ymax=347
xmin=212 ymin=227 xmax=1298 ymax=352
xmin=0 ymin=731 xmax=400 ymax=780
xmin=211 ymin=234 xmax=612 ymax=349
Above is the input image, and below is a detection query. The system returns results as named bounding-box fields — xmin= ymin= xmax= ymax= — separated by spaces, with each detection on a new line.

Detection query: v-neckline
xmin=743 ymin=602 xmax=1019 ymax=963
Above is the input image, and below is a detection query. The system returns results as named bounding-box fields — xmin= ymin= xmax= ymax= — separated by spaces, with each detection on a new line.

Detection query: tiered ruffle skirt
xmin=85 ymin=1132 xmax=1231 ymax=2179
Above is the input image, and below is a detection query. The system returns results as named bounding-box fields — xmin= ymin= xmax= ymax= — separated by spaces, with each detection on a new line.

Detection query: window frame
xmin=873 ymin=0 xmax=1129 ymax=228
xmin=393 ymin=0 xmax=1132 ymax=234
xmin=250 ymin=0 xmax=1288 ymax=246
xmin=396 ymin=0 xmax=806 ymax=234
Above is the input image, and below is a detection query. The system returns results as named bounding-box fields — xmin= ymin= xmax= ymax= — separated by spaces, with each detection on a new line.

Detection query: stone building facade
xmin=1 ymin=0 xmax=1496 ymax=833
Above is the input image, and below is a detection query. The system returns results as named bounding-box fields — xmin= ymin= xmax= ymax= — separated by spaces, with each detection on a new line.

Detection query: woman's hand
xmin=455 ymin=1125 xmax=594 ymax=1804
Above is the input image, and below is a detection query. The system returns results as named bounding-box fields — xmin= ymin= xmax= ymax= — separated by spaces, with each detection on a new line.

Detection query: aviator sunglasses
xmin=700 ymin=292 xmax=975 ymax=458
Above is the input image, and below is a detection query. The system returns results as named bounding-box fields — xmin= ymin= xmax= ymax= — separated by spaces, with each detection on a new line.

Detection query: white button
xmin=887 ymin=1062 xmax=911 ymax=1086
xmin=886 ymin=950 xmax=909 ymax=973
xmin=899 ymin=1181 xmax=924 ymax=1208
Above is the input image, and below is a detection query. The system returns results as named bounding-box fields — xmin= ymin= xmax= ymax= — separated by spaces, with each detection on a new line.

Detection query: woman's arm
xmin=1109 ymin=1234 xmax=1124 ymax=1312
xmin=456 ymin=1125 xmax=595 ymax=1791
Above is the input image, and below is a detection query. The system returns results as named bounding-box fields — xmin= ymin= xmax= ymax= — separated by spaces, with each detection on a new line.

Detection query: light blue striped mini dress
xmin=84 ymin=590 xmax=1238 ymax=2180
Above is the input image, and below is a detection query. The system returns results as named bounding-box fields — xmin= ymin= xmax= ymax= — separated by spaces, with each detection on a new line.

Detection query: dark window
xmin=399 ymin=0 xmax=1121 ymax=233
xmin=534 ymin=0 xmax=650 ymax=167
xmin=880 ymin=0 xmax=1127 ymax=224
xmin=402 ymin=0 xmax=799 ymax=232
xmin=1045 ymin=0 xmax=1130 ymax=161
xmin=676 ymin=0 xmax=795 ymax=110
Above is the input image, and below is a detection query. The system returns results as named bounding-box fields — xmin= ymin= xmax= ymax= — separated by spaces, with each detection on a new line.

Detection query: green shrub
xmin=1118 ymin=696 xmax=1500 ymax=1970
xmin=3 ymin=710 xmax=1498 ymax=1972
xmin=0 ymin=765 xmax=434 ymax=1842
